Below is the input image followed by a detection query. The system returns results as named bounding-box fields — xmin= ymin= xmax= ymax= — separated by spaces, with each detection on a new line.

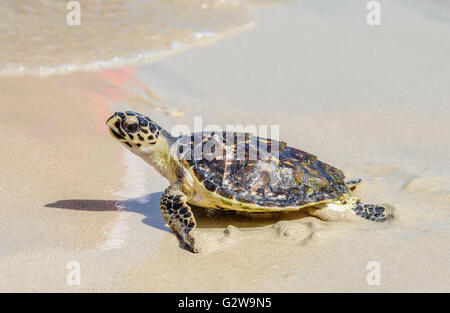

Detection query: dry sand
xmin=0 ymin=0 xmax=449 ymax=292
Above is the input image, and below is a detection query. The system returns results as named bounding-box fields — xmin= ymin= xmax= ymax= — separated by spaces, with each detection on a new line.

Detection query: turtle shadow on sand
xmin=45 ymin=191 xmax=310 ymax=232
xmin=45 ymin=192 xmax=168 ymax=232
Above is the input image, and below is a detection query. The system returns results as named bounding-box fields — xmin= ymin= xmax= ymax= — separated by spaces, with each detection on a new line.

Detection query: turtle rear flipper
xmin=307 ymin=198 xmax=393 ymax=222
xmin=351 ymin=201 xmax=393 ymax=222
xmin=346 ymin=178 xmax=362 ymax=191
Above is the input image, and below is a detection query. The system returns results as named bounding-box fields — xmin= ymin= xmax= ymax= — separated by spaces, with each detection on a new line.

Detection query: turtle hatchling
xmin=106 ymin=111 xmax=392 ymax=253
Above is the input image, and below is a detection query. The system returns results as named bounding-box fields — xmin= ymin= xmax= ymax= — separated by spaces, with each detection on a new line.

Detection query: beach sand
xmin=0 ymin=0 xmax=449 ymax=292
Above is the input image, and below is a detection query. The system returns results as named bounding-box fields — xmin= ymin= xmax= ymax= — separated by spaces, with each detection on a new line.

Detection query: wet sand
xmin=1 ymin=0 xmax=449 ymax=292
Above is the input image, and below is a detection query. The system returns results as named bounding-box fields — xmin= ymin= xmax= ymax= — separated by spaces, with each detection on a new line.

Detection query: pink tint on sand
xmin=63 ymin=67 xmax=145 ymax=134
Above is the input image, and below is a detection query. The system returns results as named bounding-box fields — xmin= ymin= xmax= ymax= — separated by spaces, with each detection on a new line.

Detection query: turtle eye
xmin=122 ymin=118 xmax=140 ymax=133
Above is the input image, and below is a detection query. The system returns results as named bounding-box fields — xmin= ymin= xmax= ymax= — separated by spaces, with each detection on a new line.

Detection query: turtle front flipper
xmin=160 ymin=185 xmax=198 ymax=253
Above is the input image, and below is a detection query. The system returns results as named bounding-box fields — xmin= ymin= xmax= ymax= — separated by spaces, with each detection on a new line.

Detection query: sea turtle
xmin=106 ymin=111 xmax=392 ymax=252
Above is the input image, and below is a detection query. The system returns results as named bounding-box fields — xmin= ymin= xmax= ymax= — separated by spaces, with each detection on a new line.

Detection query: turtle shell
xmin=178 ymin=131 xmax=350 ymax=208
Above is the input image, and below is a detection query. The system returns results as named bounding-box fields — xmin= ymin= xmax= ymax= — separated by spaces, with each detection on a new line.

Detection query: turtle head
xmin=106 ymin=111 xmax=178 ymax=181
xmin=106 ymin=111 xmax=166 ymax=152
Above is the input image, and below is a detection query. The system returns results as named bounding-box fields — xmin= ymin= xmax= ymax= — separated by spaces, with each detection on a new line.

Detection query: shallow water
xmin=0 ymin=0 xmax=253 ymax=76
